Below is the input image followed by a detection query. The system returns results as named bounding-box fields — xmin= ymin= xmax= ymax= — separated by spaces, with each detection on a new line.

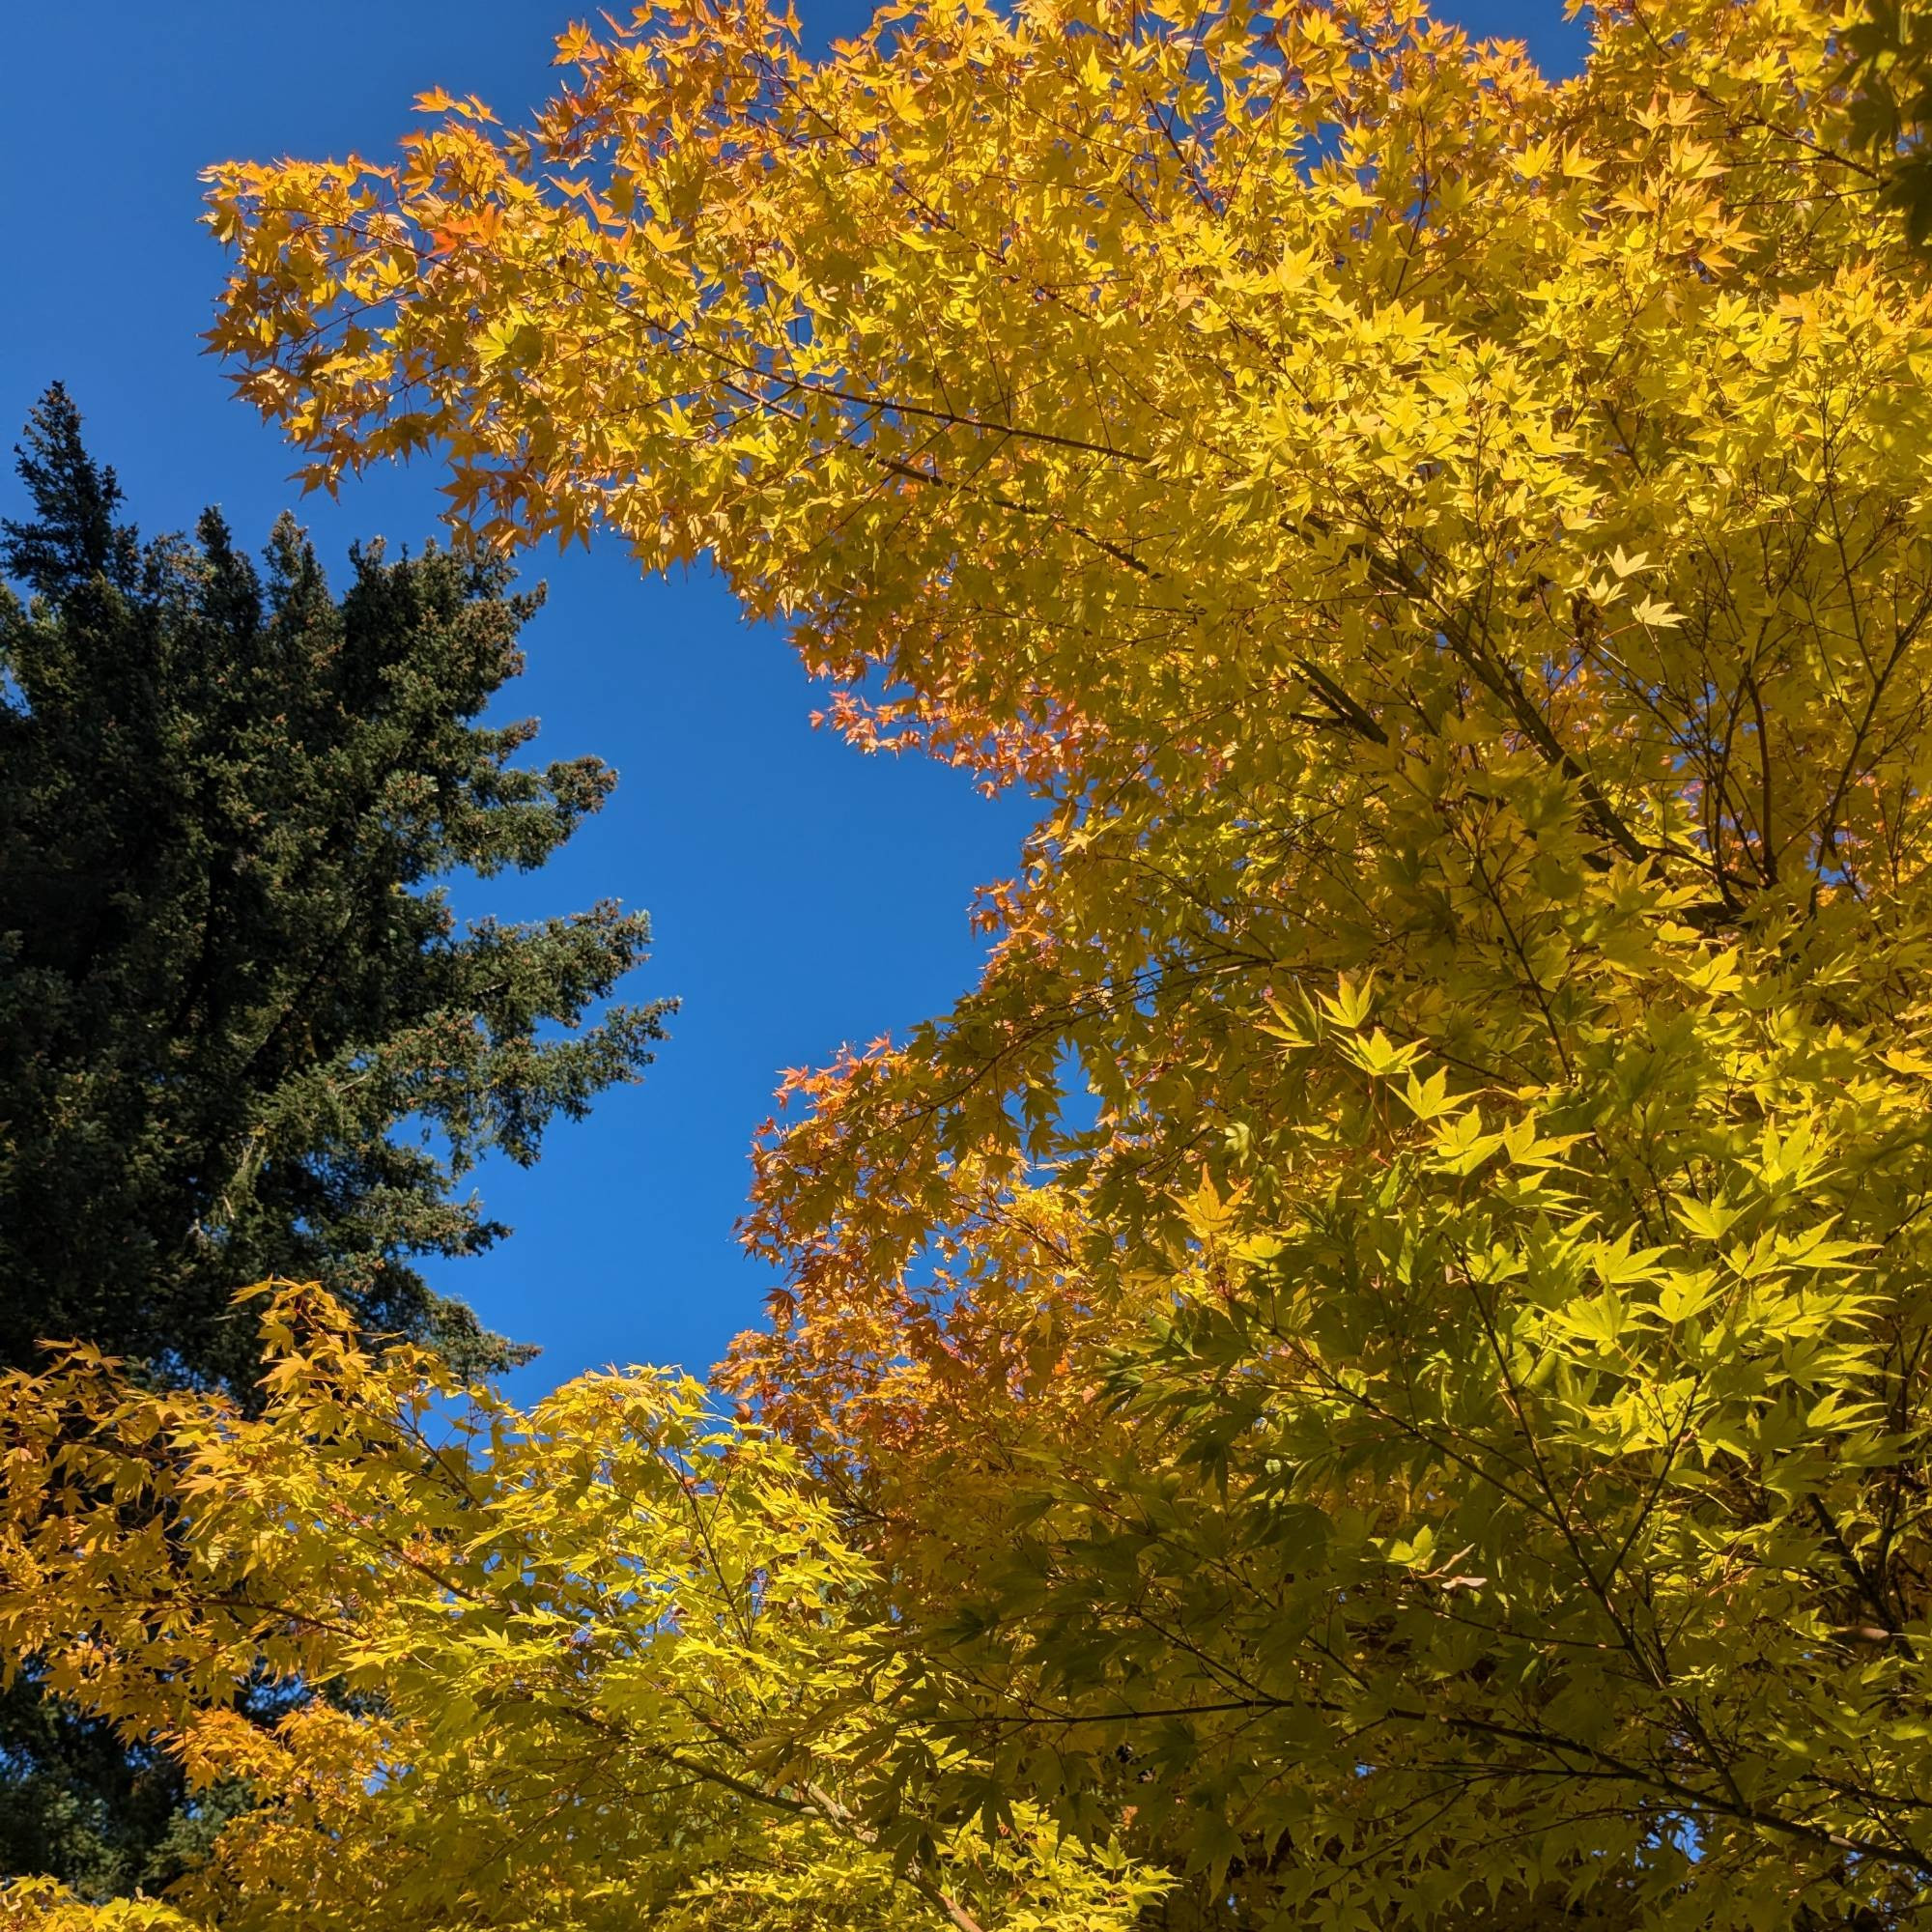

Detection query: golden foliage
xmin=19 ymin=0 xmax=1932 ymax=1920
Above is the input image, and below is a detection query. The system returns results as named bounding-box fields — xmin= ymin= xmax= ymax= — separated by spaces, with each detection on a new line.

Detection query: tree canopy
xmin=11 ymin=0 xmax=1932 ymax=1923
xmin=0 ymin=385 xmax=670 ymax=1396
xmin=0 ymin=386 xmax=670 ymax=1894
xmin=0 ymin=1285 xmax=1165 ymax=1932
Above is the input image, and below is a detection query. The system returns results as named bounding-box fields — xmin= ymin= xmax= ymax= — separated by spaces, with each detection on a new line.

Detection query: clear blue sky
xmin=0 ymin=0 xmax=1583 ymax=1393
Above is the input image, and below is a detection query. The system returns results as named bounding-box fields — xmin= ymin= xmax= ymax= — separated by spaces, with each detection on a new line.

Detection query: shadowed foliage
xmin=0 ymin=385 xmax=671 ymax=1891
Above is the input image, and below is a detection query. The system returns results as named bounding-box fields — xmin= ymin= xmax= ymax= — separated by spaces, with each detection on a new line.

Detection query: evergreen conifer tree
xmin=0 ymin=384 xmax=671 ymax=1891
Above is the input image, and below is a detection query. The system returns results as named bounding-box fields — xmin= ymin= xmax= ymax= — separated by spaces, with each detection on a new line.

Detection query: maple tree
xmin=0 ymin=1285 xmax=1163 ymax=1932
xmin=14 ymin=0 xmax=1932 ymax=1921
xmin=1841 ymin=0 xmax=1932 ymax=243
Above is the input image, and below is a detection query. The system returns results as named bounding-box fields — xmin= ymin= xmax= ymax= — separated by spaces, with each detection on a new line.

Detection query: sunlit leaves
xmin=178 ymin=0 xmax=1932 ymax=1922
xmin=0 ymin=1286 xmax=1161 ymax=1932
